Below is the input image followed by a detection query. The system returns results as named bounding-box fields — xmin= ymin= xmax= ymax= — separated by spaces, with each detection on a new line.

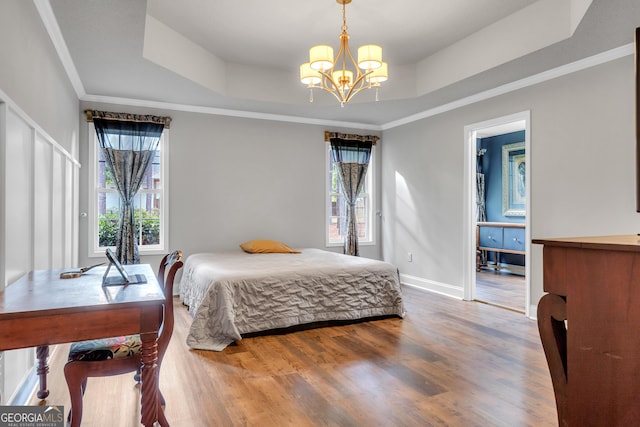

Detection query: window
xmin=326 ymin=143 xmax=374 ymax=246
xmin=88 ymin=123 xmax=168 ymax=256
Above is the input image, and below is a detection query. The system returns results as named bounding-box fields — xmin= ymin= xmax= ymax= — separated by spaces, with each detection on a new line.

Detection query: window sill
xmin=89 ymin=247 xmax=168 ymax=258
xmin=326 ymin=241 xmax=375 ymax=248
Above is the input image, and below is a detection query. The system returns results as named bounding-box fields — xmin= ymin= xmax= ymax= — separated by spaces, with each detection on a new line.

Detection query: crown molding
xmin=34 ymin=0 xmax=86 ymax=99
xmin=80 ymin=94 xmax=383 ymax=131
xmin=382 ymin=43 xmax=634 ymax=130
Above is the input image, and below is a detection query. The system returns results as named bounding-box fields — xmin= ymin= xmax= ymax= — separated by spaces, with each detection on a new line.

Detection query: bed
xmin=179 ymin=248 xmax=405 ymax=351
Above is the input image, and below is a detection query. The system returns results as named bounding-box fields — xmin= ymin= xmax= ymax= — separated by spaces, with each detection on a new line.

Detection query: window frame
xmin=325 ymin=142 xmax=375 ymax=247
xmin=87 ymin=122 xmax=169 ymax=257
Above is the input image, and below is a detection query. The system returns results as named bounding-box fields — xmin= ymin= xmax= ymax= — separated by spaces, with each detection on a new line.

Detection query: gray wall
xmin=78 ymin=102 xmax=383 ymax=268
xmin=382 ymin=55 xmax=635 ymax=310
xmin=0 ymin=0 xmax=79 ymax=405
xmin=80 ymin=54 xmax=636 ymax=314
xmin=0 ymin=0 xmax=78 ymax=154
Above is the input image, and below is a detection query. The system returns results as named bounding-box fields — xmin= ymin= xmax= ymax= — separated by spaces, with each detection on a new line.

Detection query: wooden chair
xmin=63 ymin=250 xmax=183 ymax=427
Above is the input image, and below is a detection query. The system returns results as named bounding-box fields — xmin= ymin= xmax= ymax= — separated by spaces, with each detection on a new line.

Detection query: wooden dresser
xmin=533 ymin=235 xmax=640 ymax=426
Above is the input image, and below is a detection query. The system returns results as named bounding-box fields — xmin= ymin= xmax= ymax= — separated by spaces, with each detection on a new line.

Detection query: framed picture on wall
xmin=502 ymin=142 xmax=526 ymax=216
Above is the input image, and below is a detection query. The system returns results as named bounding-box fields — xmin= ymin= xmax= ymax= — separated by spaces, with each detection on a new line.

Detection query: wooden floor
xmin=31 ymin=286 xmax=557 ymax=426
xmin=475 ymin=269 xmax=526 ymax=312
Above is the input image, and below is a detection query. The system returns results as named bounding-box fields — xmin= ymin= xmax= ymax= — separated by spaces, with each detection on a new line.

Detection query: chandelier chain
xmin=341 ymin=1 xmax=347 ymax=33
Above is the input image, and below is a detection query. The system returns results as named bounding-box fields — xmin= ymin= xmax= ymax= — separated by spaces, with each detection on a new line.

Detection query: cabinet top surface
xmin=532 ymin=234 xmax=640 ymax=251
xmin=477 ymin=222 xmax=525 ymax=228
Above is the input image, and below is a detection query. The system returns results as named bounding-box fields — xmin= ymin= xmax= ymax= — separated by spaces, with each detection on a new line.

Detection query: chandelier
xmin=299 ymin=0 xmax=388 ymax=106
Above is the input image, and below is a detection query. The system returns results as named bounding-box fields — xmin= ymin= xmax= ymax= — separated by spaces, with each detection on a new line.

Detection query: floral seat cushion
xmin=68 ymin=335 xmax=142 ymax=362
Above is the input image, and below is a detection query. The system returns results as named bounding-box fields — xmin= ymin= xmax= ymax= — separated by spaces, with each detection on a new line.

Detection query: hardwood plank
xmin=30 ymin=286 xmax=556 ymax=426
xmin=476 ymin=270 xmax=526 ymax=312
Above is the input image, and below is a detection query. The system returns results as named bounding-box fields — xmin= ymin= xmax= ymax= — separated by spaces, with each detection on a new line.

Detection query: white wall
xmin=77 ymin=103 xmax=383 ymax=269
xmin=0 ymin=104 xmax=79 ymax=404
xmin=381 ymin=55 xmax=636 ymax=311
xmin=0 ymin=0 xmax=78 ymax=155
xmin=0 ymin=0 xmax=79 ymax=405
xmin=78 ymin=53 xmax=636 ymax=316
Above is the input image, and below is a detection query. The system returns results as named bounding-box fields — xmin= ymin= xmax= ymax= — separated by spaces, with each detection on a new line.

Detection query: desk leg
xmin=537 ymin=293 xmax=568 ymax=427
xmin=140 ymin=332 xmax=161 ymax=427
xmin=36 ymin=345 xmax=49 ymax=399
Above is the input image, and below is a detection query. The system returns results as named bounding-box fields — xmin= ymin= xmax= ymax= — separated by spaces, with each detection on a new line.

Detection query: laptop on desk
xmin=102 ymin=248 xmax=147 ymax=286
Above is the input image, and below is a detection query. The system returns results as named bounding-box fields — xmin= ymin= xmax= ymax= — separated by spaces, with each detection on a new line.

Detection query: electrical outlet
xmin=408 ymin=252 xmax=413 ymax=262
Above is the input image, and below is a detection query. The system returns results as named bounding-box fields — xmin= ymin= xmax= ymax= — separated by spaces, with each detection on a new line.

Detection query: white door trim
xmin=463 ymin=111 xmax=531 ymax=316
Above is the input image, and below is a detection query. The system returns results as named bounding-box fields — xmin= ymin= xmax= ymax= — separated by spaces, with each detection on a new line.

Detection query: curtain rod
xmin=85 ymin=110 xmax=172 ymax=129
xmin=324 ymin=131 xmax=378 ymax=144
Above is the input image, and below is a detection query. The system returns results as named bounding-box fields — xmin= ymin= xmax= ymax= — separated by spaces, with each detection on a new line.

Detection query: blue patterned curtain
xmin=476 ymin=148 xmax=487 ymax=222
xmin=477 ymin=148 xmax=487 ymax=266
xmin=89 ymin=110 xmax=170 ymax=264
xmin=327 ymin=132 xmax=376 ymax=256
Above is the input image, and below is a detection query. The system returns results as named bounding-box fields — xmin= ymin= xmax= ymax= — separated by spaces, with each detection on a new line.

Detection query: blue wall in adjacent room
xmin=478 ymin=130 xmax=526 ymax=266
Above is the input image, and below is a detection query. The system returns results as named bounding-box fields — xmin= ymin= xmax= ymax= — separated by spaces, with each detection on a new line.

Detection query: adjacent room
xmin=1 ymin=0 xmax=640 ymax=426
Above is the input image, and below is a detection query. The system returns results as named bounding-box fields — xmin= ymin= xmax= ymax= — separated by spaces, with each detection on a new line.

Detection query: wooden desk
xmin=0 ymin=265 xmax=167 ymax=427
xmin=533 ymin=235 xmax=640 ymax=426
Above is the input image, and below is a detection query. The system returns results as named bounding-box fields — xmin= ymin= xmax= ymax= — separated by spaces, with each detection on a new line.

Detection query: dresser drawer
xmin=479 ymin=227 xmax=503 ymax=249
xmin=503 ymin=227 xmax=525 ymax=252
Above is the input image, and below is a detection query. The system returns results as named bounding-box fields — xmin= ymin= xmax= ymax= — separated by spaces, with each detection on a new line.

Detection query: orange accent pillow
xmin=239 ymin=240 xmax=301 ymax=254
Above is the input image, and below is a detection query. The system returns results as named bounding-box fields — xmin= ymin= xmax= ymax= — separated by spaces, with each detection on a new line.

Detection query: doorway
xmin=463 ymin=112 xmax=531 ymax=316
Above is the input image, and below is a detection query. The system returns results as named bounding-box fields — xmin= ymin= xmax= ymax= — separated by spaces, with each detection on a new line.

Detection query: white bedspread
xmin=179 ymin=248 xmax=405 ymax=351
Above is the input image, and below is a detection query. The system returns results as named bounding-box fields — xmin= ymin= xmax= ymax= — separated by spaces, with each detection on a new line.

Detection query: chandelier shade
xmin=333 ymin=69 xmax=353 ymax=89
xmin=368 ymin=61 xmax=388 ymax=84
xmin=310 ymin=45 xmax=335 ymax=71
xmin=300 ymin=0 xmax=388 ymax=106
xmin=357 ymin=45 xmax=382 ymax=70
xmin=300 ymin=63 xmax=322 ymax=85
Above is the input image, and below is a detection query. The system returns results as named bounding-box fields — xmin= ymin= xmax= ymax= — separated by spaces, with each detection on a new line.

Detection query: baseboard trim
xmin=7 ymin=367 xmax=37 ymax=405
xmin=6 ymin=345 xmax=60 ymax=406
xmin=400 ymin=273 xmax=464 ymax=299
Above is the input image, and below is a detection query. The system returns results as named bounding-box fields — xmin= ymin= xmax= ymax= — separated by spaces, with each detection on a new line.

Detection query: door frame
xmin=462 ymin=111 xmax=531 ymax=317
